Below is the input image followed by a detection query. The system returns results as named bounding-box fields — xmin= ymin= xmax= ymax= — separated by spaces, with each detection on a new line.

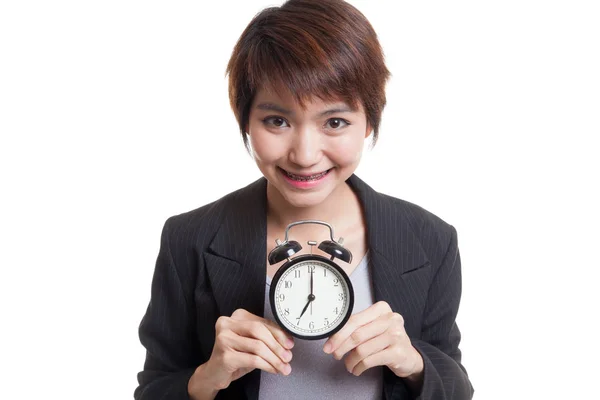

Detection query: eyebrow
xmin=255 ymin=103 xmax=355 ymax=118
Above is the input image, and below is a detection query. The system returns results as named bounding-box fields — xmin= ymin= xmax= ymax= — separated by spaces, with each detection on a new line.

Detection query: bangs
xmin=246 ymin=35 xmax=361 ymax=110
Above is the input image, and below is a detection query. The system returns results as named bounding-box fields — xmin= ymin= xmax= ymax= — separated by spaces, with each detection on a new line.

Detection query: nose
xmin=289 ymin=125 xmax=322 ymax=167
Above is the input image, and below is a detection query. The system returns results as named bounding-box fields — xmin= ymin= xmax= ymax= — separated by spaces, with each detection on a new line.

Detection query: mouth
xmin=278 ymin=167 xmax=333 ymax=182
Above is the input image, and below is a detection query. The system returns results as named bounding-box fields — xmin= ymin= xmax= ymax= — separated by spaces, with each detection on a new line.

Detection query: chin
xmin=281 ymin=192 xmax=329 ymax=209
xmin=271 ymin=179 xmax=334 ymax=209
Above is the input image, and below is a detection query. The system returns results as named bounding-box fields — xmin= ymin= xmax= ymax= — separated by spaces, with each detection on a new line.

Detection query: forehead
xmin=252 ymin=86 xmax=361 ymax=113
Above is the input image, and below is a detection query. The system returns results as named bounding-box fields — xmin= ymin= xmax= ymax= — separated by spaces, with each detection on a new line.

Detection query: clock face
xmin=270 ymin=255 xmax=354 ymax=340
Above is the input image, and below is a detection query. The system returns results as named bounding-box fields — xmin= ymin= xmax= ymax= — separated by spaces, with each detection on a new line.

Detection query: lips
xmin=280 ymin=167 xmax=332 ymax=181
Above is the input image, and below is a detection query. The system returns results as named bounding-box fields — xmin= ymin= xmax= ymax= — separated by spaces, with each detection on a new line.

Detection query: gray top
xmin=260 ymin=251 xmax=383 ymax=400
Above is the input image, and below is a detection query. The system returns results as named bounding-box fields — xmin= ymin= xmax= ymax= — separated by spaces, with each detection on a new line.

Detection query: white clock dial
xmin=271 ymin=256 xmax=354 ymax=339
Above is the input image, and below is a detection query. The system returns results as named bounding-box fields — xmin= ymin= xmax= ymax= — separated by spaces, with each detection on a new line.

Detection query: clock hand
xmin=298 ymin=294 xmax=316 ymax=320
xmin=298 ymin=299 xmax=310 ymax=320
xmin=310 ymin=267 xmax=314 ymax=315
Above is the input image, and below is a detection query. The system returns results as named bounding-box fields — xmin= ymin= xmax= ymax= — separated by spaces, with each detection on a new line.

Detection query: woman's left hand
xmin=323 ymin=301 xmax=424 ymax=381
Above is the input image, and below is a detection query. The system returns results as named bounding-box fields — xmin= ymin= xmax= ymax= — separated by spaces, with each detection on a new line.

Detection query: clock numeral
xmin=284 ymin=280 xmax=292 ymax=289
xmin=338 ymin=293 xmax=345 ymax=301
xmin=333 ymin=278 xmax=339 ymax=287
xmin=323 ymin=269 xmax=327 ymax=277
xmin=307 ymin=265 xmax=315 ymax=274
xmin=324 ymin=318 xmax=329 ymax=326
xmin=283 ymin=308 xmax=290 ymax=316
xmin=294 ymin=270 xmax=301 ymax=279
xmin=334 ymin=307 xmax=339 ymax=315
xmin=278 ymin=293 xmax=285 ymax=302
xmin=309 ymin=321 xmax=315 ymax=330
xmin=296 ymin=318 xmax=301 ymax=325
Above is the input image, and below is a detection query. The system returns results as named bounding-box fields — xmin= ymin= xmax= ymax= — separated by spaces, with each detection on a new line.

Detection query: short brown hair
xmin=226 ymin=0 xmax=390 ymax=150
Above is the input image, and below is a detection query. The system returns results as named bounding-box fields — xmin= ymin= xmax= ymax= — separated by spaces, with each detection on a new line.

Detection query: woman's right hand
xmin=188 ymin=308 xmax=295 ymax=398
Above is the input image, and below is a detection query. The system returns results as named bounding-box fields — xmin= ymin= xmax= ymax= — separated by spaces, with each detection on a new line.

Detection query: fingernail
xmin=323 ymin=342 xmax=332 ymax=354
xmin=286 ymin=338 xmax=294 ymax=349
xmin=284 ymin=364 xmax=292 ymax=375
xmin=282 ymin=350 xmax=292 ymax=362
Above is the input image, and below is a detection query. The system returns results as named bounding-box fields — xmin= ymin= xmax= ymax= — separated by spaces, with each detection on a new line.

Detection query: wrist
xmin=407 ymin=347 xmax=424 ymax=379
xmin=403 ymin=347 xmax=424 ymax=394
xmin=188 ymin=363 xmax=221 ymax=400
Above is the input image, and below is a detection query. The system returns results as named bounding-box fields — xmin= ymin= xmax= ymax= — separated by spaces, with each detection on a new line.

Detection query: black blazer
xmin=134 ymin=174 xmax=474 ymax=400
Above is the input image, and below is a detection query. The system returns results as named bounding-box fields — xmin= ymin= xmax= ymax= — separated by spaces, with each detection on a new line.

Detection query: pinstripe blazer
xmin=134 ymin=174 xmax=474 ymax=400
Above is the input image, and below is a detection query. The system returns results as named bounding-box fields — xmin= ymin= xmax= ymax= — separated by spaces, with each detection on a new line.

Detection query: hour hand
xmin=298 ymin=293 xmax=315 ymax=320
xmin=298 ymin=300 xmax=311 ymax=320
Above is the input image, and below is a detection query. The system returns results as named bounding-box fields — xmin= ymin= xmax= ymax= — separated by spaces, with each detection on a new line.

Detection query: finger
xmin=261 ymin=318 xmax=295 ymax=350
xmin=351 ymin=344 xmax=415 ymax=377
xmin=231 ymin=310 xmax=295 ymax=350
xmin=350 ymin=347 xmax=393 ymax=376
xmin=352 ymin=345 xmax=414 ymax=377
xmin=343 ymin=334 xmax=390 ymax=373
xmin=230 ymin=335 xmax=292 ymax=376
xmin=324 ymin=301 xmax=391 ymax=354
xmin=228 ymin=349 xmax=287 ymax=376
xmin=232 ymin=320 xmax=293 ymax=365
xmin=332 ymin=316 xmax=390 ymax=360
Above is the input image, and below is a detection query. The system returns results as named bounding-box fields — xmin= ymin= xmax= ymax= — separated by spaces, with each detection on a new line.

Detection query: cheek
xmin=330 ymin=135 xmax=365 ymax=164
xmin=249 ymin=131 xmax=285 ymax=162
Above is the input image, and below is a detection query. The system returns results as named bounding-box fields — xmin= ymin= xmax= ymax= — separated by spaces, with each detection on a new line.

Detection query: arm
xmin=134 ymin=217 xmax=204 ymax=400
xmin=134 ymin=218 xmax=293 ymax=400
xmin=410 ymin=226 xmax=474 ymax=399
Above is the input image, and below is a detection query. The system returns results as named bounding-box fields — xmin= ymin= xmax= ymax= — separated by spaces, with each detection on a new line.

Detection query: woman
xmin=134 ymin=0 xmax=473 ymax=399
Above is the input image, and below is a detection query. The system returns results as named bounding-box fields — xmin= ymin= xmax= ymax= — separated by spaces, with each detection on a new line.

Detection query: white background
xmin=1 ymin=1 xmax=599 ymax=399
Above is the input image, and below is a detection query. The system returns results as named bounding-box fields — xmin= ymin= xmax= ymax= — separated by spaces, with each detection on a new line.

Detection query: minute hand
xmin=310 ymin=269 xmax=314 ymax=315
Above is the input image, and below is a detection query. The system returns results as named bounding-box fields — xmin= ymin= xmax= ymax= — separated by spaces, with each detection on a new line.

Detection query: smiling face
xmin=247 ymin=87 xmax=371 ymax=210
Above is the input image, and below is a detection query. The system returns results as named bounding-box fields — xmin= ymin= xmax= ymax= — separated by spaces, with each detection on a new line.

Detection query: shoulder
xmin=162 ymin=178 xmax=265 ymax=248
xmin=384 ymin=192 xmax=455 ymax=244
xmin=350 ymin=174 xmax=458 ymax=263
xmin=370 ymin=188 xmax=458 ymax=266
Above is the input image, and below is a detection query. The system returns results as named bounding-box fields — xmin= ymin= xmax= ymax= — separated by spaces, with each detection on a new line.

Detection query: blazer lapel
xmin=204 ymin=177 xmax=268 ymax=400
xmin=347 ymin=175 xmax=432 ymax=399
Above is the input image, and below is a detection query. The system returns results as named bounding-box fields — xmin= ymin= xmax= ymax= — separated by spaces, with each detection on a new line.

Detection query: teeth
xmin=284 ymin=169 xmax=329 ymax=181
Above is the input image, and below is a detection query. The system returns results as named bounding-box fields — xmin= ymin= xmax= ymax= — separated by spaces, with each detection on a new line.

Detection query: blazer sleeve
xmin=410 ymin=226 xmax=474 ymax=399
xmin=134 ymin=217 xmax=199 ymax=400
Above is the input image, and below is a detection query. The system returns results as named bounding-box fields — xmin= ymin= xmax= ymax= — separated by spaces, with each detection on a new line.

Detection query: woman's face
xmin=247 ymin=87 xmax=371 ymax=209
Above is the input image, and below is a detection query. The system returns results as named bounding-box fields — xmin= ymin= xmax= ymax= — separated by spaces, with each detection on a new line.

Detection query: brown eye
xmin=264 ymin=116 xmax=289 ymax=128
xmin=326 ymin=118 xmax=349 ymax=129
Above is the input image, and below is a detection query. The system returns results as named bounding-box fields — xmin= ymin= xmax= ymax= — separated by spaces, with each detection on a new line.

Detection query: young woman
xmin=134 ymin=1 xmax=473 ymax=399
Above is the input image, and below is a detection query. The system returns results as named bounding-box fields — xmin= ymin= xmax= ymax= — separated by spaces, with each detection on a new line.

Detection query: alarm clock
xmin=268 ymin=220 xmax=354 ymax=340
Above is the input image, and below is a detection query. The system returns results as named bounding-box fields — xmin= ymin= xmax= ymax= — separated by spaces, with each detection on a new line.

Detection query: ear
xmin=364 ymin=122 xmax=373 ymax=138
